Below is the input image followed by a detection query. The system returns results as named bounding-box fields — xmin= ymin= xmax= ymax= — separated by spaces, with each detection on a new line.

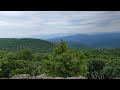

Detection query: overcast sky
xmin=0 ymin=11 xmax=120 ymax=38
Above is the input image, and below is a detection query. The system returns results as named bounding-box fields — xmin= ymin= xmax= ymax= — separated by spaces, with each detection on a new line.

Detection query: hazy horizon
xmin=0 ymin=11 xmax=120 ymax=38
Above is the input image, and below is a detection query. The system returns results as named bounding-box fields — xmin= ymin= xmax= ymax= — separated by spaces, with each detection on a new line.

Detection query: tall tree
xmin=43 ymin=40 xmax=88 ymax=78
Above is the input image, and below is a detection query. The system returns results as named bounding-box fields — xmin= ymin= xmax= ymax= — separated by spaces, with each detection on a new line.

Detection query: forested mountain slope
xmin=0 ymin=38 xmax=54 ymax=52
xmin=48 ymin=32 xmax=120 ymax=48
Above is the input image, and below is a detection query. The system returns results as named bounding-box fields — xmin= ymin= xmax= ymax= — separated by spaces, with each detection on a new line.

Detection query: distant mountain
xmin=48 ymin=32 xmax=120 ymax=48
xmin=0 ymin=38 xmax=54 ymax=52
xmin=17 ymin=33 xmax=75 ymax=40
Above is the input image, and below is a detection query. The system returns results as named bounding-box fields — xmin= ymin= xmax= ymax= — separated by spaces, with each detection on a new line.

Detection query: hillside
xmin=0 ymin=38 xmax=54 ymax=52
xmin=48 ymin=32 xmax=120 ymax=48
xmin=0 ymin=39 xmax=120 ymax=79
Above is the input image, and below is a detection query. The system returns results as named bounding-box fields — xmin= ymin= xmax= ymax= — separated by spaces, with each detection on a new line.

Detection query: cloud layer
xmin=0 ymin=11 xmax=120 ymax=38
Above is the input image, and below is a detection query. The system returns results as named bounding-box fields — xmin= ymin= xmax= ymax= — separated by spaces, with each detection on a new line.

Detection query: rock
xmin=66 ymin=76 xmax=86 ymax=79
xmin=12 ymin=74 xmax=31 ymax=79
xmin=35 ymin=74 xmax=53 ymax=79
xmin=12 ymin=74 xmax=86 ymax=79
xmin=78 ymin=76 xmax=86 ymax=79
xmin=54 ymin=77 xmax=65 ymax=79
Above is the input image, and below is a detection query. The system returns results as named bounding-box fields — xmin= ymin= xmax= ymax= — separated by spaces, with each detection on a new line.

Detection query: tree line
xmin=0 ymin=40 xmax=120 ymax=79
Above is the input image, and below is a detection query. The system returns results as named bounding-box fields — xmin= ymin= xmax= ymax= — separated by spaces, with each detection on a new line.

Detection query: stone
xmin=12 ymin=74 xmax=86 ymax=79
xmin=54 ymin=77 xmax=65 ymax=79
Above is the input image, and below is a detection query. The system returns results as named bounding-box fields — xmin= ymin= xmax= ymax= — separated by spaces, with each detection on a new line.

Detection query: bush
xmin=87 ymin=59 xmax=105 ymax=79
xmin=9 ymin=68 xmax=30 ymax=78
xmin=103 ymin=59 xmax=120 ymax=79
xmin=43 ymin=40 xmax=88 ymax=78
xmin=16 ymin=48 xmax=33 ymax=60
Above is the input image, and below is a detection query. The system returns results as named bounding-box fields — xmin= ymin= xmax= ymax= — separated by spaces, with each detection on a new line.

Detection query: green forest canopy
xmin=0 ymin=38 xmax=54 ymax=52
xmin=0 ymin=39 xmax=120 ymax=79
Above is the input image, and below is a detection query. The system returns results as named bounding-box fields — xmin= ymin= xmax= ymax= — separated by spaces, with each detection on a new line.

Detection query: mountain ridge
xmin=0 ymin=38 xmax=54 ymax=52
xmin=47 ymin=32 xmax=120 ymax=48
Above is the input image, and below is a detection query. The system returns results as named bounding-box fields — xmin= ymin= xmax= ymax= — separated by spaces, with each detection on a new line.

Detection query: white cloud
xmin=0 ymin=11 xmax=119 ymax=38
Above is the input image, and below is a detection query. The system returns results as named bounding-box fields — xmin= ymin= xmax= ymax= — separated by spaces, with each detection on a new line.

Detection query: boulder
xmin=12 ymin=74 xmax=86 ymax=79
xmin=12 ymin=74 xmax=31 ymax=79
xmin=54 ymin=77 xmax=65 ymax=79
xmin=66 ymin=76 xmax=86 ymax=79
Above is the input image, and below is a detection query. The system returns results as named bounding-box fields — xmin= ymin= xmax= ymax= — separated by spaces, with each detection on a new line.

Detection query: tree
xmin=28 ymin=61 xmax=44 ymax=76
xmin=17 ymin=48 xmax=33 ymax=60
xmin=43 ymin=40 xmax=88 ymax=78
xmin=0 ymin=51 xmax=20 ymax=78
xmin=103 ymin=59 xmax=120 ymax=79
xmin=77 ymin=51 xmax=86 ymax=60
xmin=9 ymin=68 xmax=30 ymax=78
xmin=53 ymin=40 xmax=68 ymax=55
xmin=33 ymin=53 xmax=49 ymax=61
xmin=0 ymin=51 xmax=7 ymax=59
xmin=87 ymin=59 xmax=105 ymax=79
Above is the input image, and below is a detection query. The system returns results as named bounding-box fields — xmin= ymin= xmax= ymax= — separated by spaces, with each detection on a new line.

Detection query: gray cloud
xmin=0 ymin=11 xmax=120 ymax=38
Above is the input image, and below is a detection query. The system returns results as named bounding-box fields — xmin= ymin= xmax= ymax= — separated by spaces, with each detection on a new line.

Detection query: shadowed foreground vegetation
xmin=0 ymin=40 xmax=120 ymax=79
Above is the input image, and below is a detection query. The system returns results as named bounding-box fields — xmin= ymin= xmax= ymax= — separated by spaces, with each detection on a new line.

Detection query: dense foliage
xmin=0 ymin=38 xmax=54 ymax=52
xmin=43 ymin=40 xmax=88 ymax=77
xmin=0 ymin=40 xmax=120 ymax=79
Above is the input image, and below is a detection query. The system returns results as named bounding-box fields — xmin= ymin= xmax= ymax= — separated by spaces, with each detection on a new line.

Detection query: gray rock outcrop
xmin=12 ymin=74 xmax=86 ymax=79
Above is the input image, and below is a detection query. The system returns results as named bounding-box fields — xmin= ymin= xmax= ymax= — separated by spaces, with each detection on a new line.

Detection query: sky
xmin=0 ymin=11 xmax=120 ymax=38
